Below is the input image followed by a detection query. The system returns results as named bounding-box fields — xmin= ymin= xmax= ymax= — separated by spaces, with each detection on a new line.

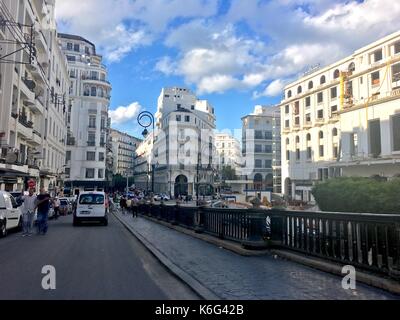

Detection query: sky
xmin=55 ymin=0 xmax=400 ymax=138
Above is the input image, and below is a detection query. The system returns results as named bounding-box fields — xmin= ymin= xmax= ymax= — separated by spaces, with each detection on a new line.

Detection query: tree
xmin=112 ymin=174 xmax=135 ymax=191
xmin=221 ymin=165 xmax=237 ymax=181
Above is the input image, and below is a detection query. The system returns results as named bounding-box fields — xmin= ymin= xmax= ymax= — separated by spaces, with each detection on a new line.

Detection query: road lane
xmin=0 ymin=214 xmax=199 ymax=300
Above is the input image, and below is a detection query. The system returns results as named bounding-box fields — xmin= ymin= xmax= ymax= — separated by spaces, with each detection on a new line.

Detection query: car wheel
xmin=0 ymin=219 xmax=7 ymax=238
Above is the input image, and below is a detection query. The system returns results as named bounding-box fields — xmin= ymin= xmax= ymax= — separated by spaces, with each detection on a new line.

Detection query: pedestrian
xmin=53 ymin=196 xmax=60 ymax=220
xmin=35 ymin=188 xmax=51 ymax=235
xmin=131 ymin=197 xmax=138 ymax=218
xmin=120 ymin=196 xmax=127 ymax=214
xmin=21 ymin=188 xmax=37 ymax=237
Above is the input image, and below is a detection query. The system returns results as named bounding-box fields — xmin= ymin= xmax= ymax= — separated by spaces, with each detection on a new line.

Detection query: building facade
xmin=109 ymin=128 xmax=142 ymax=176
xmin=0 ymin=0 xmax=69 ymax=193
xmin=215 ymin=133 xmax=242 ymax=169
xmin=58 ymin=33 xmax=112 ymax=193
xmin=134 ymin=87 xmax=217 ymax=198
xmin=241 ymin=105 xmax=282 ymax=194
xmin=280 ymin=31 xmax=400 ymax=203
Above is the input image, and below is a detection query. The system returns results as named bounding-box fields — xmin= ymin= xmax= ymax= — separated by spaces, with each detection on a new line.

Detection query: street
xmin=0 ymin=214 xmax=199 ymax=300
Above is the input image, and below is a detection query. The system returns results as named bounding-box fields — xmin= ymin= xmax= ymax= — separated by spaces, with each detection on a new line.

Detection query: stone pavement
xmin=115 ymin=211 xmax=399 ymax=300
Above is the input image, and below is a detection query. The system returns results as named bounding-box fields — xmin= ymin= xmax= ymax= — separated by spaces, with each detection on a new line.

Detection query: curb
xmin=139 ymin=214 xmax=269 ymax=257
xmin=271 ymin=249 xmax=400 ymax=296
xmin=113 ymin=211 xmax=220 ymax=300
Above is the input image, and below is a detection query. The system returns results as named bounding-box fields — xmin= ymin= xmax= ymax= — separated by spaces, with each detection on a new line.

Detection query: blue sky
xmin=55 ymin=0 xmax=400 ymax=138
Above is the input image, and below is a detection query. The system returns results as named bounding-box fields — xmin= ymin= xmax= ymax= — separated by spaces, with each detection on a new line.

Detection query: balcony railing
xmin=18 ymin=113 xmax=33 ymax=128
xmin=87 ymin=141 xmax=96 ymax=147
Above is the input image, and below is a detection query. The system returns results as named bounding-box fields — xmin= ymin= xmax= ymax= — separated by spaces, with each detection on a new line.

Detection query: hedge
xmin=311 ymin=177 xmax=400 ymax=214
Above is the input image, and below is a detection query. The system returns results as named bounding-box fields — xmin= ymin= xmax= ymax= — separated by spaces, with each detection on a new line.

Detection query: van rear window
xmin=79 ymin=194 xmax=104 ymax=205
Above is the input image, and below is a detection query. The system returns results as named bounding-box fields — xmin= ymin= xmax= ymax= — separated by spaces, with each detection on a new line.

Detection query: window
xmin=287 ymin=90 xmax=292 ymax=98
xmin=67 ymin=43 xmax=73 ymax=50
xmin=255 ymin=144 xmax=262 ymax=153
xmin=395 ymin=41 xmax=400 ymax=54
xmin=87 ymin=152 xmax=96 ymax=161
xmin=85 ymin=47 xmax=90 ymax=55
xmin=305 ymin=113 xmax=311 ymax=123
xmin=392 ymin=114 xmax=400 ymax=151
xmin=98 ymin=169 xmax=104 ymax=179
xmin=89 ymin=116 xmax=96 ymax=128
xmin=66 ymin=151 xmax=71 ymax=162
xmin=191 ymin=105 xmax=195 ymax=110
xmin=255 ymin=159 xmax=262 ymax=168
xmin=265 ymin=160 xmax=272 ymax=168
xmin=85 ymin=168 xmax=95 ymax=179
xmin=177 ymin=104 xmax=181 ymax=108
xmin=176 ymin=115 xmax=181 ymax=122
xmin=371 ymin=71 xmax=380 ymax=86
xmin=91 ymin=87 xmax=97 ymax=96
xmin=332 ymin=128 xmax=338 ymax=137
xmin=185 ymin=115 xmax=190 ymax=122
xmin=348 ymin=62 xmax=355 ymax=72
xmin=331 ymin=105 xmax=338 ymax=113
xmin=73 ymin=44 xmax=80 ymax=52
xmin=307 ymin=147 xmax=312 ymax=160
xmin=317 ymin=109 xmax=324 ymax=119
xmin=285 ymin=105 xmax=290 ymax=113
xmin=285 ymin=120 xmax=290 ymax=128
xmin=295 ymin=117 xmax=300 ymax=125
xmin=317 ymin=92 xmax=324 ymax=103
xmin=305 ymin=97 xmax=311 ymax=107
xmin=88 ymin=133 xmax=96 ymax=145
xmin=308 ymin=81 xmax=313 ymax=90
xmin=286 ymin=150 xmax=290 ymax=161
xmin=66 ymin=55 xmax=75 ymax=62
xmin=331 ymin=87 xmax=337 ymax=99
xmin=369 ymin=119 xmax=381 ymax=158
xmin=296 ymin=136 xmax=300 ymax=144
xmin=319 ymin=131 xmax=324 ymax=139
xmin=373 ymin=49 xmax=383 ymax=62
xmin=265 ymin=131 xmax=273 ymax=140
xmin=333 ymin=69 xmax=340 ymax=79
xmin=351 ymin=133 xmax=358 ymax=156
xmin=79 ymin=193 xmax=104 ymax=204
xmin=297 ymin=86 xmax=302 ymax=94
xmin=333 ymin=144 xmax=339 ymax=159
xmin=255 ymin=130 xmax=263 ymax=139
xmin=320 ymin=75 xmax=326 ymax=85
xmin=99 ymin=152 xmax=105 ymax=161
xmin=306 ymin=133 xmax=311 ymax=141
xmin=294 ymin=101 xmax=300 ymax=115
xmin=265 ymin=145 xmax=272 ymax=153
xmin=296 ymin=149 xmax=300 ymax=160
xmin=392 ymin=63 xmax=400 ymax=82
xmin=319 ymin=145 xmax=324 ymax=157
xmin=65 ymin=168 xmax=70 ymax=176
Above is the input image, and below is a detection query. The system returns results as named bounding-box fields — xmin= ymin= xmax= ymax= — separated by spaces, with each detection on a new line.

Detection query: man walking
xmin=35 ymin=188 xmax=51 ymax=235
xmin=21 ymin=188 xmax=37 ymax=237
xmin=53 ymin=196 xmax=60 ymax=220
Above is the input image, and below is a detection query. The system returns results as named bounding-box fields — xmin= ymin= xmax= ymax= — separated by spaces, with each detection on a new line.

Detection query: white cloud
xmin=55 ymin=0 xmax=218 ymax=62
xmin=110 ymin=102 xmax=142 ymax=125
xmin=254 ymin=79 xmax=286 ymax=99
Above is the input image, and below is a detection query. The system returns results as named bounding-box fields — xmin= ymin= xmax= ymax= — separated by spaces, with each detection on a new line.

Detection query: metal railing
xmin=136 ymin=204 xmax=400 ymax=279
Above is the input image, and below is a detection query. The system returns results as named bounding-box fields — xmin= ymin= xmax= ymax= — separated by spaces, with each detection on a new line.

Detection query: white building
xmin=280 ymin=31 xmax=400 ymax=203
xmin=241 ymin=105 xmax=282 ymax=194
xmin=109 ymin=128 xmax=142 ymax=176
xmin=215 ymin=133 xmax=242 ymax=169
xmin=0 ymin=0 xmax=69 ymax=193
xmin=58 ymin=33 xmax=112 ymax=194
xmin=134 ymin=87 xmax=217 ymax=198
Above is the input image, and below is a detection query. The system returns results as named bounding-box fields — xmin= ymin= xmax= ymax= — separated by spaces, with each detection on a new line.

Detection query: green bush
xmin=311 ymin=177 xmax=400 ymax=214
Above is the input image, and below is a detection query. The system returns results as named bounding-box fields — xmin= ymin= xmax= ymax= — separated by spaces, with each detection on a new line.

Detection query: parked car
xmin=0 ymin=191 xmax=23 ymax=237
xmin=154 ymin=194 xmax=170 ymax=201
xmin=73 ymin=191 xmax=108 ymax=226
xmin=9 ymin=191 xmax=24 ymax=206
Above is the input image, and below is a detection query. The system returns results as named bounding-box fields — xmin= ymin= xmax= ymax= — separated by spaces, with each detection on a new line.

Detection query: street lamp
xmin=137 ymin=111 xmax=155 ymax=194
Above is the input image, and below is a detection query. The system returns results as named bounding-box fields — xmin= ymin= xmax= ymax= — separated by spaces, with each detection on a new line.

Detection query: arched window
xmin=319 ymin=131 xmax=324 ymax=139
xmin=287 ymin=90 xmax=292 ymax=98
xmin=332 ymin=128 xmax=338 ymax=137
xmin=333 ymin=69 xmax=340 ymax=79
xmin=308 ymin=81 xmax=313 ymax=90
xmin=296 ymin=136 xmax=300 ymax=144
xmin=307 ymin=133 xmax=311 ymax=141
xmin=348 ymin=62 xmax=355 ymax=72
xmin=320 ymin=75 xmax=326 ymax=85
xmin=297 ymin=86 xmax=302 ymax=94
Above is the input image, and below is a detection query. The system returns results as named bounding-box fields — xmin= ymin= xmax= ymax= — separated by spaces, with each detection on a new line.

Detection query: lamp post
xmin=137 ymin=111 xmax=155 ymax=194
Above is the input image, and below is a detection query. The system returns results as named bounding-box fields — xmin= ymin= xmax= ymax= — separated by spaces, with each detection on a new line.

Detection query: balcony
xmin=303 ymin=121 xmax=312 ymax=129
xmin=20 ymin=78 xmax=36 ymax=101
xmin=328 ymin=113 xmax=340 ymax=123
xmin=17 ymin=114 xmax=33 ymax=138
xmin=34 ymin=29 xmax=48 ymax=53
xmin=29 ymin=97 xmax=45 ymax=115
xmin=88 ymin=125 xmax=97 ymax=131
xmin=82 ymin=75 xmax=112 ymax=88
xmin=27 ymin=130 xmax=42 ymax=146
xmin=292 ymin=124 xmax=301 ymax=131
xmin=87 ymin=141 xmax=96 ymax=147
xmin=315 ymin=118 xmax=325 ymax=126
xmin=67 ymin=137 xmax=76 ymax=146
xmin=283 ymin=127 xmax=291 ymax=134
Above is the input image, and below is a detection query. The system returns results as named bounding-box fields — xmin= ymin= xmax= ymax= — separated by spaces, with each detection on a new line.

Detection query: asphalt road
xmin=0 ymin=214 xmax=199 ymax=300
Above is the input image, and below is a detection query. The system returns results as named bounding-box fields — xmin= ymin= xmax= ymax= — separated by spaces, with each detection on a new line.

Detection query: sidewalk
xmin=114 ymin=211 xmax=398 ymax=300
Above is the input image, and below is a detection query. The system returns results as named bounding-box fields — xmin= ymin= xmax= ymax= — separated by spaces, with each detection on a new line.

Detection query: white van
xmin=73 ymin=192 xmax=108 ymax=226
xmin=0 ymin=191 xmax=23 ymax=237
